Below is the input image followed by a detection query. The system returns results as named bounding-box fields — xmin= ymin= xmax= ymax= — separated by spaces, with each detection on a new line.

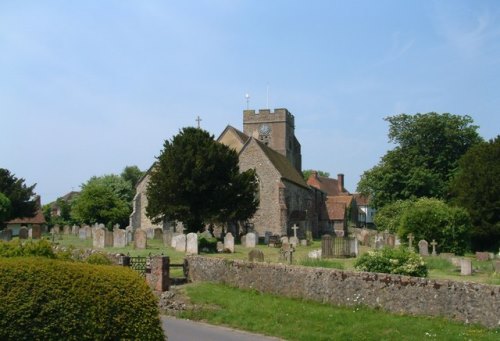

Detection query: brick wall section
xmin=186 ymin=256 xmax=500 ymax=329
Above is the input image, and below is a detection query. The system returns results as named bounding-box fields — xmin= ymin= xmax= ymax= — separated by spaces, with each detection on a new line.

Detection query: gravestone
xmin=244 ymin=232 xmax=257 ymax=248
xmin=113 ymin=229 xmax=127 ymax=248
xmin=475 ymin=252 xmax=489 ymax=261
xmin=171 ymin=233 xmax=181 ymax=248
xmin=134 ymin=229 xmax=147 ymax=249
xmin=79 ymin=228 xmax=87 ymax=240
xmin=386 ymin=234 xmax=395 ymax=248
xmin=153 ymin=228 xmax=163 ymax=240
xmin=186 ymin=233 xmax=198 ymax=255
xmin=224 ymin=232 xmax=234 ymax=253
xmin=280 ymin=236 xmax=289 ymax=245
xmin=163 ymin=230 xmax=173 ymax=247
xmin=31 ymin=225 xmax=41 ymax=239
xmin=93 ymin=228 xmax=105 ymax=248
xmin=306 ymin=230 xmax=313 ymax=244
xmin=28 ymin=228 xmax=32 ymax=238
xmin=280 ymin=243 xmax=293 ymax=264
xmin=125 ymin=226 xmax=134 ymax=244
xmin=264 ymin=231 xmax=272 ymax=245
xmin=321 ymin=234 xmax=333 ymax=258
xmin=308 ymin=249 xmax=321 ymax=259
xmin=72 ymin=225 xmax=80 ymax=236
xmin=216 ymin=241 xmax=224 ymax=253
xmin=98 ymin=223 xmax=105 ymax=229
xmin=460 ymin=259 xmax=472 ymax=275
xmin=349 ymin=237 xmax=359 ymax=257
xmin=418 ymin=240 xmax=429 ymax=256
xmin=104 ymin=230 xmax=113 ymax=247
xmin=146 ymin=228 xmax=155 ymax=240
xmin=175 ymin=234 xmax=186 ymax=252
xmin=248 ymin=248 xmax=264 ymax=262
xmin=494 ymin=260 xmax=500 ymax=273
xmin=450 ymin=257 xmax=462 ymax=267
xmin=289 ymin=236 xmax=299 ymax=248
xmin=19 ymin=227 xmax=29 ymax=239
xmin=407 ymin=233 xmax=414 ymax=249
xmin=200 ymin=230 xmax=213 ymax=240
xmin=374 ymin=235 xmax=384 ymax=249
xmin=430 ymin=240 xmax=438 ymax=256
xmin=300 ymin=239 xmax=308 ymax=246
xmin=113 ymin=223 xmax=120 ymax=231
xmin=0 ymin=229 xmax=12 ymax=241
xmin=63 ymin=225 xmax=71 ymax=235
xmin=52 ymin=225 xmax=60 ymax=235
xmin=241 ymin=235 xmax=246 ymax=246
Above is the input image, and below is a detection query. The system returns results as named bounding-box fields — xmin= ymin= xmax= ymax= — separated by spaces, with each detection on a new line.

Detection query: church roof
xmin=216 ymin=125 xmax=249 ymax=144
xmin=6 ymin=209 xmax=46 ymax=225
xmin=252 ymin=138 xmax=309 ymax=189
xmin=307 ymin=174 xmax=349 ymax=196
xmin=325 ymin=195 xmax=353 ymax=221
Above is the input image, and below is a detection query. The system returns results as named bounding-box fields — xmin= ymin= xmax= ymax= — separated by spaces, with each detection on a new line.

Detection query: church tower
xmin=243 ymin=108 xmax=302 ymax=172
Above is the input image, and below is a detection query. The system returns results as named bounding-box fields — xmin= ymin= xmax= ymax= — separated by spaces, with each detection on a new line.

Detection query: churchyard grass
xmin=298 ymin=258 xmax=345 ymax=269
xmin=180 ymin=282 xmax=499 ymax=341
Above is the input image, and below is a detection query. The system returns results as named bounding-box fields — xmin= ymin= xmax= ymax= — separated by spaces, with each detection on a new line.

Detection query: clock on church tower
xmin=259 ymin=123 xmax=271 ymax=136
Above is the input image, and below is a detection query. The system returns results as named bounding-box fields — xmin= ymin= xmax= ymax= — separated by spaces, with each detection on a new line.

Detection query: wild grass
xmin=180 ymin=282 xmax=499 ymax=341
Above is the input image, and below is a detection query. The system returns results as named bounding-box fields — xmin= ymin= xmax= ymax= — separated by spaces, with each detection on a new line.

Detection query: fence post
xmin=146 ymin=256 xmax=170 ymax=292
xmin=120 ymin=255 xmax=130 ymax=267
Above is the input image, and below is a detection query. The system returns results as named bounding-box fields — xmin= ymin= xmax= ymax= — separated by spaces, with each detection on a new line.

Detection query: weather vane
xmin=245 ymin=93 xmax=250 ymax=109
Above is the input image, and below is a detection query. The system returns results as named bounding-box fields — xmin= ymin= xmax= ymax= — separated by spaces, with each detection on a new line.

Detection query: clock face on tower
xmin=259 ymin=124 xmax=271 ymax=136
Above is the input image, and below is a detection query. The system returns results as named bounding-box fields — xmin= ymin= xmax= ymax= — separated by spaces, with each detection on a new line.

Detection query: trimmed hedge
xmin=0 ymin=258 xmax=165 ymax=340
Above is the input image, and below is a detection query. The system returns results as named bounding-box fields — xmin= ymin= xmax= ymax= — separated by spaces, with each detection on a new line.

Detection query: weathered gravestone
xmin=31 ymin=225 xmax=41 ymax=239
xmin=280 ymin=243 xmax=294 ymax=264
xmin=153 ymin=228 xmax=163 ymax=240
xmin=248 ymin=248 xmax=264 ymax=262
xmin=244 ymin=232 xmax=257 ymax=248
xmin=113 ymin=229 xmax=127 ymax=248
xmin=79 ymin=228 xmax=87 ymax=240
xmin=264 ymin=231 xmax=272 ymax=245
xmin=407 ymin=233 xmax=414 ymax=249
xmin=494 ymin=260 xmax=500 ymax=273
xmin=28 ymin=228 xmax=32 ymax=239
xmin=280 ymin=236 xmax=289 ymax=245
xmin=125 ymin=226 xmax=134 ymax=244
xmin=216 ymin=241 xmax=224 ymax=253
xmin=460 ymin=259 xmax=472 ymax=276
xmin=374 ymin=235 xmax=384 ymax=249
xmin=224 ymin=233 xmax=234 ymax=253
xmin=418 ymin=240 xmax=429 ymax=256
xmin=241 ymin=235 xmax=246 ymax=246
xmin=430 ymin=240 xmax=438 ymax=256
xmin=52 ymin=225 xmax=60 ymax=235
xmin=186 ymin=233 xmax=198 ymax=255
xmin=146 ymin=228 xmax=155 ymax=240
xmin=476 ymin=252 xmax=490 ymax=261
xmin=450 ymin=257 xmax=462 ymax=267
xmin=134 ymin=229 xmax=147 ymax=249
xmin=104 ymin=230 xmax=113 ymax=247
xmin=72 ymin=225 xmax=80 ymax=236
xmin=308 ymin=249 xmax=321 ymax=259
xmin=386 ymin=234 xmax=395 ymax=248
xmin=19 ymin=227 xmax=29 ymax=239
xmin=290 ymin=224 xmax=300 ymax=247
xmin=349 ymin=237 xmax=359 ymax=257
xmin=63 ymin=225 xmax=71 ymax=235
xmin=321 ymin=234 xmax=333 ymax=258
xmin=93 ymin=228 xmax=105 ymax=248
xmin=300 ymin=239 xmax=308 ymax=246
xmin=174 ymin=234 xmax=186 ymax=252
xmin=0 ymin=229 xmax=12 ymax=241
xmin=163 ymin=230 xmax=173 ymax=247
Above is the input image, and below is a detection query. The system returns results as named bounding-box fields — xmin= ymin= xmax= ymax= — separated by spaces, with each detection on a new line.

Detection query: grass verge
xmin=179 ymin=282 xmax=499 ymax=341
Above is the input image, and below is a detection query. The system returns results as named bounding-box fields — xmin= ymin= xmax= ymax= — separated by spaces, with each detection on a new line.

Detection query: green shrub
xmin=86 ymin=252 xmax=113 ymax=265
xmin=0 ymin=258 xmax=164 ymax=340
xmin=198 ymin=235 xmax=217 ymax=253
xmin=0 ymin=239 xmax=55 ymax=258
xmin=355 ymin=247 xmax=428 ymax=277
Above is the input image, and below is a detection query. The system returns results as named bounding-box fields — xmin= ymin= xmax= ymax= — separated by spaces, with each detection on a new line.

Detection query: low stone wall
xmin=186 ymin=256 xmax=500 ymax=329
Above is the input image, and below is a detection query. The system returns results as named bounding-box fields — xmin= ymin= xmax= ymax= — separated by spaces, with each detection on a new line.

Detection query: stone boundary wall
xmin=186 ymin=256 xmax=500 ymax=329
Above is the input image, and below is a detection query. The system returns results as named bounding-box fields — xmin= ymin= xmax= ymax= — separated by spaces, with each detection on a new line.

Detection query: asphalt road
xmin=162 ymin=316 xmax=284 ymax=341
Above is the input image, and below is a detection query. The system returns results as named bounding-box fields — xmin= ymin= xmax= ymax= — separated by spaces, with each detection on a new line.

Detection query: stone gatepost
xmin=146 ymin=256 xmax=170 ymax=292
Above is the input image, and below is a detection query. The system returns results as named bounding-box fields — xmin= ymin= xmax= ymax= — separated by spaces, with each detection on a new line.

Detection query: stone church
xmin=130 ymin=108 xmax=357 ymax=238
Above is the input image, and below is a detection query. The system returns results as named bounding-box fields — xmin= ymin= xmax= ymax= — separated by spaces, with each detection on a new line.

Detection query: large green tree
xmin=449 ymin=136 xmax=500 ymax=251
xmin=302 ymin=169 xmax=330 ymax=181
xmin=0 ymin=168 xmax=37 ymax=227
xmin=85 ymin=174 xmax=134 ymax=204
xmin=146 ymin=127 xmax=259 ymax=233
xmin=357 ymin=113 xmax=482 ymax=208
xmin=121 ymin=165 xmax=144 ymax=189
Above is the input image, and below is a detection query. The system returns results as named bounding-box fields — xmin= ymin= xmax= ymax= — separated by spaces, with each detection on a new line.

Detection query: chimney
xmin=312 ymin=171 xmax=318 ymax=179
xmin=337 ymin=174 xmax=344 ymax=192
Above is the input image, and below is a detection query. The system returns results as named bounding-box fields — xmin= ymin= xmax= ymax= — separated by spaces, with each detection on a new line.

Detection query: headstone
xmin=216 ymin=241 xmax=224 ymax=253
xmin=291 ymin=224 xmax=299 ymax=239
xmin=93 ymin=228 xmax=105 ymax=248
xmin=134 ymin=229 xmax=147 ymax=249
xmin=386 ymin=234 xmax=395 ymax=248
xmin=349 ymin=237 xmax=359 ymax=257
xmin=460 ymin=259 xmax=472 ymax=276
xmin=475 ymin=252 xmax=489 ymax=261
xmin=113 ymin=223 xmax=120 ymax=230
xmin=308 ymin=249 xmax=321 ymax=259
xmin=186 ymin=233 xmax=198 ymax=255
xmin=63 ymin=225 xmax=71 ymax=235
xmin=175 ymin=234 xmax=186 ymax=252
xmin=18 ymin=227 xmax=29 ymax=239
xmin=280 ymin=243 xmax=293 ymax=264
xmin=79 ymin=228 xmax=87 ymax=240
xmin=241 ymin=235 xmax=246 ymax=246
xmin=408 ymin=233 xmax=414 ymax=249
xmin=395 ymin=237 xmax=401 ymax=246
xmin=418 ymin=240 xmax=429 ymax=256
xmin=113 ymin=229 xmax=127 ymax=248
xmin=146 ymin=228 xmax=155 ymax=240
xmin=163 ymin=230 xmax=173 ymax=247
xmin=280 ymin=236 xmax=289 ymax=245
xmin=153 ymin=228 xmax=163 ymax=240
xmin=98 ymin=223 xmax=105 ymax=229
xmin=126 ymin=226 xmax=134 ymax=244
xmin=244 ymin=232 xmax=257 ymax=248
xmin=72 ymin=225 xmax=80 ymax=236
xmin=31 ymin=225 xmax=41 ymax=239
xmin=450 ymin=257 xmax=462 ymax=267
xmin=224 ymin=232 xmax=234 ymax=253
xmin=52 ymin=225 xmax=60 ymax=235
xmin=104 ymin=230 xmax=113 ymax=247
xmin=0 ymin=229 xmax=12 ymax=241
xmin=375 ymin=235 xmax=384 ymax=249
xmin=306 ymin=230 xmax=313 ymax=244
xmin=28 ymin=228 xmax=32 ymax=238
xmin=200 ymin=230 xmax=213 ymax=240
xmin=430 ymin=240 xmax=438 ymax=256
xmin=494 ymin=260 xmax=500 ymax=273
xmin=300 ymin=239 xmax=308 ymax=246
xmin=321 ymin=234 xmax=333 ymax=258
xmin=264 ymin=231 xmax=272 ymax=245
xmin=289 ymin=236 xmax=299 ymax=248
xmin=248 ymin=248 xmax=264 ymax=262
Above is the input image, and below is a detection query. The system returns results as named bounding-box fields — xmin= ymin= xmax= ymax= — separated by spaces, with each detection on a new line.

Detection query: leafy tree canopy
xmin=373 ymin=199 xmax=414 ymax=234
xmin=121 ymin=165 xmax=144 ymax=189
xmin=302 ymin=169 xmax=330 ymax=181
xmin=357 ymin=113 xmax=482 ymax=208
xmin=84 ymin=174 xmax=134 ymax=204
xmin=71 ymin=182 xmax=130 ymax=228
xmin=449 ymin=136 xmax=500 ymax=251
xmin=146 ymin=127 xmax=258 ymax=233
xmin=0 ymin=193 xmax=11 ymax=226
xmin=0 ymin=168 xmax=37 ymax=227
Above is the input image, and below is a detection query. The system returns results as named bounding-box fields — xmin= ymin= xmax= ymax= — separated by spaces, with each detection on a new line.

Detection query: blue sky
xmin=1 ymin=0 xmax=499 ymax=204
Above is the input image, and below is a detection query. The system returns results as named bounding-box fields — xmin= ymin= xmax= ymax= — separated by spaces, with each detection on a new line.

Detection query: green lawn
xmin=179 ymin=282 xmax=499 ymax=341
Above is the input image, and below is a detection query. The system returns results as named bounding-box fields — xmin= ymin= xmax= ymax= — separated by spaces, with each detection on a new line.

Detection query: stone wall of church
xmin=282 ymin=180 xmax=313 ymax=238
xmin=129 ymin=173 xmax=162 ymax=230
xmin=239 ymin=141 xmax=284 ymax=237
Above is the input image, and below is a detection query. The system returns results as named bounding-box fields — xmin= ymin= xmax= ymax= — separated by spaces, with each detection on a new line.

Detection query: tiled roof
xmin=353 ymin=193 xmax=370 ymax=206
xmin=325 ymin=195 xmax=353 ymax=221
xmin=7 ymin=209 xmax=46 ymax=225
xmin=216 ymin=125 xmax=250 ymax=144
xmin=307 ymin=174 xmax=349 ymax=196
xmin=253 ymin=139 xmax=309 ymax=189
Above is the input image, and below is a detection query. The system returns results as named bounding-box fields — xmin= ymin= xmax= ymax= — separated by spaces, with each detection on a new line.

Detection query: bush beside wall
xmin=0 ymin=258 xmax=165 ymax=340
xmin=186 ymin=256 xmax=500 ymax=329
